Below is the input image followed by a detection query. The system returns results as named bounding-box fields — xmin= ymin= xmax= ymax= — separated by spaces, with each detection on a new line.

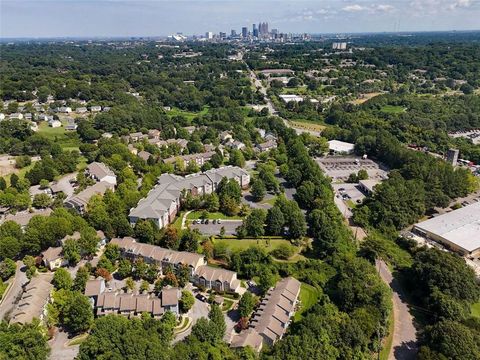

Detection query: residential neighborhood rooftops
xmin=65 ymin=181 xmax=115 ymax=210
xmin=232 ymin=277 xmax=301 ymax=351
xmin=161 ymin=288 xmax=180 ymax=306
xmin=110 ymin=237 xmax=206 ymax=269
xmin=86 ymin=162 xmax=115 ymax=180
xmin=85 ymin=279 xmax=106 ymax=297
xmin=41 ymin=246 xmax=63 ymax=263
xmin=10 ymin=275 xmax=53 ymax=325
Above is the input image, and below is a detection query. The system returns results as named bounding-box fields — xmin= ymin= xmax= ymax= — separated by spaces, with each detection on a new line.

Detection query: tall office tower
xmin=252 ymin=23 xmax=257 ymax=33
xmin=446 ymin=149 xmax=460 ymax=166
xmin=242 ymin=27 xmax=248 ymax=38
xmin=231 ymin=29 xmax=236 ymax=37
xmin=253 ymin=24 xmax=259 ymax=38
xmin=264 ymin=22 xmax=269 ymax=35
xmin=206 ymin=31 xmax=213 ymax=39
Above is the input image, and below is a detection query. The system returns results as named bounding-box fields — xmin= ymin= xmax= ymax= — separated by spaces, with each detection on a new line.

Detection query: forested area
xmin=1 ymin=36 xmax=479 ymax=360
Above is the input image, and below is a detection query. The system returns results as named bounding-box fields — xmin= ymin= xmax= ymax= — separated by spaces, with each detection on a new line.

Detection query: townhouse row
xmin=110 ymin=237 xmax=241 ymax=293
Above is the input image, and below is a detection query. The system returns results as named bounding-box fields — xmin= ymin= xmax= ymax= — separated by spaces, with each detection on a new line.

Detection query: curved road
xmin=376 ymin=260 xmax=418 ymax=360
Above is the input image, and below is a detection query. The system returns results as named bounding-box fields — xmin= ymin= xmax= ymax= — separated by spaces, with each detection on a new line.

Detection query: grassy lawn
xmin=167 ymin=106 xmax=209 ymax=122
xmin=471 ymin=302 xmax=480 ymax=318
xmin=294 ymin=283 xmax=321 ymax=321
xmin=187 ymin=211 xmax=243 ymax=220
xmin=67 ymin=333 xmax=89 ymax=346
xmin=0 ymin=280 xmax=8 ymax=300
xmin=260 ymin=196 xmax=278 ymax=206
xmin=281 ymin=86 xmax=308 ymax=95
xmin=38 ymin=121 xmax=81 ymax=150
xmin=4 ymin=162 xmax=34 ymax=185
xmin=222 ymin=298 xmax=234 ymax=312
xmin=380 ymin=105 xmax=406 ymax=114
xmin=174 ymin=316 xmax=192 ymax=334
xmin=346 ymin=199 xmax=357 ymax=209
xmin=288 ymin=120 xmax=326 ymax=132
xmin=213 ymin=238 xmax=299 ymax=253
xmin=172 ymin=212 xmax=185 ymax=231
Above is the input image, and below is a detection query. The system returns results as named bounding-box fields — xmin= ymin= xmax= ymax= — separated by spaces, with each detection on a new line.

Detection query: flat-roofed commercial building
xmin=413 ymin=202 xmax=480 ymax=257
xmin=328 ymin=140 xmax=355 ymax=155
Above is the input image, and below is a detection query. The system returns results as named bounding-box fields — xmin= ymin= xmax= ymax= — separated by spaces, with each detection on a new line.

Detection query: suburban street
xmin=376 ymin=260 xmax=418 ymax=360
xmin=0 ymin=261 xmax=28 ymax=321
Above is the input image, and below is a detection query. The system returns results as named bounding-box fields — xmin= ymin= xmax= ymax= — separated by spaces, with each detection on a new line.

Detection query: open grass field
xmin=213 ymin=238 xmax=297 ymax=252
xmin=380 ymin=105 xmax=406 ymax=114
xmin=4 ymin=162 xmax=35 ymax=186
xmin=281 ymin=86 xmax=309 ymax=95
xmin=37 ymin=121 xmax=81 ymax=150
xmin=289 ymin=120 xmax=326 ymax=133
xmin=350 ymin=92 xmax=384 ymax=105
xmin=471 ymin=302 xmax=480 ymax=318
xmin=167 ymin=106 xmax=209 ymax=122
xmin=294 ymin=283 xmax=321 ymax=321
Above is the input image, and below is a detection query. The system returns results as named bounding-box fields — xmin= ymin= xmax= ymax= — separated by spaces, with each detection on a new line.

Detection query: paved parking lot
xmin=317 ymin=156 xmax=389 ymax=181
xmin=190 ymin=220 xmax=243 ymax=236
xmin=332 ymin=183 xmax=366 ymax=205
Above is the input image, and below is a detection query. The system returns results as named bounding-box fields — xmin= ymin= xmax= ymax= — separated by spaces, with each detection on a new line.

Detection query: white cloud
xmin=375 ymin=4 xmax=395 ymax=12
xmin=448 ymin=0 xmax=473 ymax=9
xmin=342 ymin=3 xmax=395 ymax=13
xmin=343 ymin=4 xmax=365 ymax=12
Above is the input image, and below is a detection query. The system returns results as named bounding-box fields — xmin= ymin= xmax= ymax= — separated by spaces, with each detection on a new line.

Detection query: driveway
xmin=0 ymin=261 xmax=28 ymax=321
xmin=49 ymin=329 xmax=79 ymax=360
xmin=190 ymin=220 xmax=242 ymax=236
xmin=174 ymin=286 xmax=210 ymax=342
xmin=241 ymin=191 xmax=275 ymax=210
xmin=224 ymin=308 xmax=240 ymax=343
xmin=376 ymin=260 xmax=418 ymax=360
xmin=54 ymin=172 xmax=77 ymax=199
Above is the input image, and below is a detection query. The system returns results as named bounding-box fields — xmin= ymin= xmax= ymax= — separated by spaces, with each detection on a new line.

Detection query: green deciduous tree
xmin=52 ymin=268 xmax=73 ymax=290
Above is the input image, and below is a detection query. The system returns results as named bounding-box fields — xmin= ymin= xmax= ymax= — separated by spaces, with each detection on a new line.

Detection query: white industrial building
xmin=328 ymin=140 xmax=355 ymax=155
xmin=413 ymin=202 xmax=480 ymax=257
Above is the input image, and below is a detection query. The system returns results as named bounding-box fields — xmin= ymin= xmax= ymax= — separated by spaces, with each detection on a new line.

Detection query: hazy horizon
xmin=1 ymin=0 xmax=480 ymax=38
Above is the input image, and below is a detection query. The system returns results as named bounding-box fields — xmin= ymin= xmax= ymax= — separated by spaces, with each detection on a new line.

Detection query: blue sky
xmin=1 ymin=0 xmax=479 ymax=38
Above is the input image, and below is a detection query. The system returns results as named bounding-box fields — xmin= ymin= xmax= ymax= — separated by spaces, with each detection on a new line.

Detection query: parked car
xmin=212 ymin=219 xmax=217 ymax=224
xmin=217 ymin=219 xmax=221 ymax=224
xmin=205 ymin=219 xmax=209 ymax=224
xmin=201 ymin=219 xmax=205 ymax=224
xmin=196 ymin=294 xmax=207 ymax=302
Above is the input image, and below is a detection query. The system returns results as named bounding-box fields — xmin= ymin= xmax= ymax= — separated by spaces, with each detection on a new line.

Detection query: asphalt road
xmin=376 ymin=260 xmax=418 ymax=360
xmin=0 ymin=261 xmax=28 ymax=321
xmin=246 ymin=65 xmax=322 ymax=137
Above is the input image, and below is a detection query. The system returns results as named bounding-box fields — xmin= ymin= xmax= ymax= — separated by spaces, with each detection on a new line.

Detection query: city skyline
xmin=1 ymin=0 xmax=480 ymax=38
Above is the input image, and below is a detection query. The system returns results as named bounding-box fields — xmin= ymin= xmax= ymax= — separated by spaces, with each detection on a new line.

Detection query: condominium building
xmin=128 ymin=166 xmax=250 ymax=228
